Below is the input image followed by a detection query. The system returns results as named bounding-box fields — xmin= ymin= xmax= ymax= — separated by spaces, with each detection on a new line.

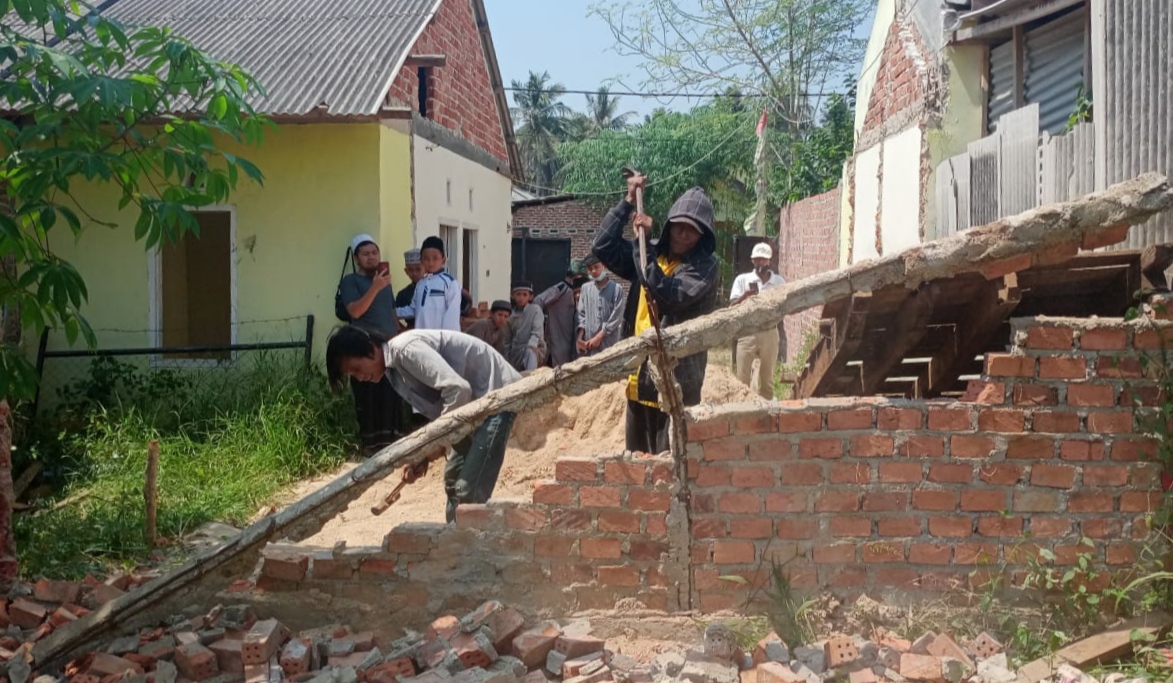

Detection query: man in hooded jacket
xmin=592 ymin=173 xmax=719 ymax=454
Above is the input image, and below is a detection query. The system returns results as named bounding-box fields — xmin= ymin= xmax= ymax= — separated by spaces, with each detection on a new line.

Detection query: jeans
xmin=443 ymin=411 xmax=516 ymax=523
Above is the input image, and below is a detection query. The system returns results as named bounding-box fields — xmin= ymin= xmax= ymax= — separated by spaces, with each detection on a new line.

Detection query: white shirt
xmin=729 ymin=270 xmax=785 ymax=301
xmin=397 ymin=270 xmax=461 ymax=332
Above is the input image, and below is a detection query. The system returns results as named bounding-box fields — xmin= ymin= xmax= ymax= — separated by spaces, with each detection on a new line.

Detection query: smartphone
xmin=749 ymin=282 xmax=760 ymax=294
xmin=377 ymin=261 xmax=390 ymax=276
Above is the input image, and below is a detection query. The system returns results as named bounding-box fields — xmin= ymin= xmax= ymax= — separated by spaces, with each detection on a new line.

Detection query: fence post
xmin=29 ymin=328 xmax=49 ymax=423
xmin=303 ymin=315 xmax=315 ymax=368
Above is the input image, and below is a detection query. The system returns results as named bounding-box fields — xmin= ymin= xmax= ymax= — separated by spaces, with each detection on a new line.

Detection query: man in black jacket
xmin=592 ymin=173 xmax=719 ymax=454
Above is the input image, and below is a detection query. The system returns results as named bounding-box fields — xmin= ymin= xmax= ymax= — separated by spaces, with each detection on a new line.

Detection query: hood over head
xmin=657 ymin=187 xmax=716 ymax=256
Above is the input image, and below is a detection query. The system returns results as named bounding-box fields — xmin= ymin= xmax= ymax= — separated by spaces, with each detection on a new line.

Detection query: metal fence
xmin=32 ymin=315 xmax=316 ymax=420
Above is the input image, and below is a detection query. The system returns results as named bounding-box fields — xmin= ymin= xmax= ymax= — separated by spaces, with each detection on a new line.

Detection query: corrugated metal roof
xmin=99 ymin=0 xmax=443 ymax=117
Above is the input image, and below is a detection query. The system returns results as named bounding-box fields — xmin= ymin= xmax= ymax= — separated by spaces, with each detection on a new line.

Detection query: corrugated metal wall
xmin=988 ymin=41 xmax=1016 ymax=133
xmin=1024 ymin=8 xmax=1087 ymax=134
xmin=1098 ymin=0 xmax=1173 ymax=249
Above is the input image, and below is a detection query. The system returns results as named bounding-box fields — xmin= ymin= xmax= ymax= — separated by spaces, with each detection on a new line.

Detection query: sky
xmin=482 ymin=0 xmax=877 ymax=120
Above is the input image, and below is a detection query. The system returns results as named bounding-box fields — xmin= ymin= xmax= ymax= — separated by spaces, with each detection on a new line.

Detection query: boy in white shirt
xmin=729 ymin=242 xmax=785 ymax=399
xmin=398 ymin=235 xmax=461 ymax=331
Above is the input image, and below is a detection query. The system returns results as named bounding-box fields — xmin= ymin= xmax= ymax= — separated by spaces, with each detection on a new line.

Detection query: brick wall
xmin=259 ymin=316 xmax=1164 ymax=618
xmin=386 ymin=0 xmax=509 ymax=165
xmin=779 ymin=188 xmax=841 ymax=362
xmin=858 ymin=18 xmax=933 ymax=149
xmin=511 ymin=198 xmax=612 ymax=264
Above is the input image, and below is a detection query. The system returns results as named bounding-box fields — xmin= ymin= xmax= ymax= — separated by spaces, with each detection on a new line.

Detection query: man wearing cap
xmin=395 ymin=249 xmax=425 ymax=330
xmin=534 ymin=262 xmax=589 ymax=367
xmin=577 ymin=254 xmax=626 ymax=356
xmin=506 ymin=281 xmax=545 ymax=372
xmin=464 ymin=300 xmax=513 ymax=354
xmin=593 ymin=173 xmax=719 ymax=454
xmin=729 ymin=242 xmax=785 ymax=399
xmin=339 ymin=234 xmax=407 ymax=452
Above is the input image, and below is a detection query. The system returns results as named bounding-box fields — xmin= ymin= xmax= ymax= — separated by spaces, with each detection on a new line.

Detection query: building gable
xmin=858 ymin=18 xmax=933 ymax=150
xmin=387 ymin=0 xmax=512 ymax=173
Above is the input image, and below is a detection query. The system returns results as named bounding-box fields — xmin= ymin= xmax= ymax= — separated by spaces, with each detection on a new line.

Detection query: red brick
xmin=878 ymin=517 xmax=922 ymax=536
xmin=1111 ymin=437 xmax=1157 ymax=461
xmin=830 ymin=463 xmax=869 ymax=484
xmin=720 ymin=492 xmax=762 ymax=514
xmin=1031 ymin=464 xmax=1077 ymax=488
xmin=261 ymin=554 xmax=308 ymax=582
xmin=535 ymin=536 xmax=576 ymax=557
xmin=505 ymin=507 xmax=548 ymax=531
xmin=878 ymin=462 xmax=923 ymax=483
xmin=1079 ymin=328 xmax=1128 ymax=350
xmin=961 ymin=490 xmax=1006 ymax=512
xmin=689 ymin=419 xmax=731 ymax=441
xmin=813 ymin=544 xmax=856 ymax=564
xmin=1068 ymin=491 xmax=1115 ymax=512
xmin=533 ymin=482 xmax=574 ymax=506
xmin=1014 ymin=384 xmax=1058 ymax=406
xmin=979 ymin=409 xmax=1026 ymax=433
xmin=979 ymin=463 xmax=1024 ymax=485
xmin=1025 ymin=326 xmax=1074 ymax=349
xmin=730 ymin=518 xmax=774 ymax=539
xmin=1007 ymin=436 xmax=1054 ymax=459
xmin=874 ymin=568 xmax=920 ymax=587
xmin=1032 ymin=410 xmax=1081 ymax=433
xmin=927 ymin=407 xmax=973 ymax=430
xmin=597 ymin=511 xmax=641 ymax=533
xmin=1013 ymin=490 xmax=1061 ymax=512
xmin=816 ymin=491 xmax=860 ymax=512
xmin=986 ymin=354 xmax=1035 ymax=378
xmin=1121 ymin=491 xmax=1162 ymax=513
xmin=929 ymin=516 xmax=973 ymax=538
xmin=1107 ymin=543 xmax=1138 ymax=566
xmin=851 ymin=434 xmax=896 ymax=457
xmin=1134 ymin=328 xmax=1173 ymax=349
xmin=780 ymin=462 xmax=823 ymax=485
xmin=735 ymin=414 xmax=779 ymax=434
xmin=902 ymin=436 xmax=946 ymax=457
xmin=647 ymin=513 xmax=668 ymax=536
xmin=1081 ymin=518 xmax=1123 ymax=539
xmin=628 ymin=489 xmax=671 ymax=511
xmin=175 ymin=644 xmax=219 ymax=681
xmin=748 ymin=440 xmax=794 ymax=461
xmin=863 ymin=491 xmax=908 ymax=511
xmin=579 ymin=486 xmax=621 ymax=508
xmin=827 ymin=408 xmax=874 ymax=430
xmin=798 ymin=438 xmax=843 ymax=459
xmin=1060 ymin=439 xmax=1105 ymax=461
xmin=650 ymin=463 xmax=675 ymax=484
xmin=1039 ymin=356 xmax=1088 ymax=380
xmin=1087 ymin=411 xmax=1133 ymax=434
xmin=705 ymin=438 xmax=747 ymax=461
xmin=951 ymin=435 xmax=995 ymax=458
xmin=730 ymin=465 xmax=775 ymax=487
xmin=862 ymin=541 xmax=905 ymax=563
xmin=776 ymin=519 xmax=817 ymax=539
xmin=927 ymin=463 xmax=972 ymax=484
xmin=713 ymin=541 xmax=756 ymax=564
xmin=1096 ymin=356 xmax=1143 ymax=379
xmin=912 ymin=489 xmax=958 ymax=511
xmin=830 ymin=517 xmax=873 ymax=537
xmin=695 ymin=465 xmax=730 ymax=487
xmin=1082 ymin=223 xmax=1129 ymax=249
xmin=766 ymin=491 xmax=807 ymax=513
xmin=596 ymin=565 xmax=640 ymax=587
xmin=580 ymin=538 xmax=622 ymax=559
xmin=693 ymin=518 xmax=727 ymax=539
xmin=1067 ymin=384 xmax=1115 ymax=407
xmin=779 ymin=412 xmax=823 ymax=433
xmin=556 ymin=459 xmax=598 ymax=482
xmin=977 ymin=516 xmax=1022 ymax=537
xmin=982 ymin=253 xmax=1033 ymax=280
xmin=550 ymin=509 xmax=593 ymax=532
xmin=1029 ymin=518 xmax=1071 ymax=538
xmin=962 ymin=380 xmax=1006 ymax=405
xmin=908 ymin=543 xmax=952 ymax=565
xmin=954 ymin=543 xmax=999 ymax=565
xmin=603 ymin=461 xmax=646 ymax=485
xmin=878 ymin=408 xmax=922 ymax=430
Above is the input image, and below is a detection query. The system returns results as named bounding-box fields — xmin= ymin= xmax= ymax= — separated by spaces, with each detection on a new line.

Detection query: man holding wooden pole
xmin=593 ymin=173 xmax=719 ymax=454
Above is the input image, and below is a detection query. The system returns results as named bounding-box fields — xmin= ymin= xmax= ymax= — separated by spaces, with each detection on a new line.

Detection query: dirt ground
xmin=295 ymin=362 xmax=757 ymax=548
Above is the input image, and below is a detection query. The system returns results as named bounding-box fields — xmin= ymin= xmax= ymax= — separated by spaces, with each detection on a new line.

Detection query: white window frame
xmin=461 ymin=224 xmax=480 ymax=303
xmin=146 ymin=205 xmax=239 ymax=368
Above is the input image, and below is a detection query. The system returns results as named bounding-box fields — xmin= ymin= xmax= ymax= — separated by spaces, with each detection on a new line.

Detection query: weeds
xmin=15 ymin=353 xmax=355 ymax=579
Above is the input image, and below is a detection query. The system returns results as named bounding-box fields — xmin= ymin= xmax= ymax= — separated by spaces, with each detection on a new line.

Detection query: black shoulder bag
xmin=334 ymin=247 xmax=353 ymax=322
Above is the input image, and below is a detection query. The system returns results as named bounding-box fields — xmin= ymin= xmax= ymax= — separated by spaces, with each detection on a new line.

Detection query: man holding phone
xmin=729 ymin=242 xmax=785 ymax=399
xmin=339 ymin=233 xmax=408 ymax=453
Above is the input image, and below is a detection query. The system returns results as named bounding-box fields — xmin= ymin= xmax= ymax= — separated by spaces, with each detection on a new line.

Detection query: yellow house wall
xmin=38 ymin=122 xmax=412 ymax=372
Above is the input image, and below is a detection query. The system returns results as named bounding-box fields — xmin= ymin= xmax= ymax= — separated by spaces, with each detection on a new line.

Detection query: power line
xmin=502 ymin=86 xmax=842 ymax=99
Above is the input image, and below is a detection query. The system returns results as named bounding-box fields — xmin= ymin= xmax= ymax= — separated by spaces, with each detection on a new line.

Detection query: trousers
xmin=736 ymin=328 xmax=780 ymax=400
xmin=625 ymin=400 xmax=669 ymax=455
xmin=443 ymin=411 xmax=516 ymax=523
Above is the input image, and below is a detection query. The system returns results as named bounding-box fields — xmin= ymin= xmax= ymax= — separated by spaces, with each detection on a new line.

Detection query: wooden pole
xmin=144 ymin=440 xmax=159 ymax=548
xmin=30 ymin=174 xmax=1173 ymax=672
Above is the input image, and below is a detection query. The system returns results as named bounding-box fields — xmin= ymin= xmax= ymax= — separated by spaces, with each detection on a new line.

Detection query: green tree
xmin=0 ymin=0 xmax=269 ymax=586
xmin=584 ymin=86 xmax=635 ymax=134
xmin=773 ymin=88 xmax=856 ymax=203
xmin=510 ymin=71 xmax=572 ymax=190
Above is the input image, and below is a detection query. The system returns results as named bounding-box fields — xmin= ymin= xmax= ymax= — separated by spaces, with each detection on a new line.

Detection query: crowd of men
xmin=326 ymin=173 xmax=785 ymax=520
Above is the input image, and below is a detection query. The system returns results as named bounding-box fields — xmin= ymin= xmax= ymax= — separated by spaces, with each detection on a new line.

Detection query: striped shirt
xmin=398 ymin=270 xmax=461 ymax=332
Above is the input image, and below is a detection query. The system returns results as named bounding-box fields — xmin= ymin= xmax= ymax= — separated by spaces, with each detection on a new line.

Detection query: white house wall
xmin=412 ymin=135 xmax=512 ymax=304
xmin=879 ymin=126 xmax=923 ymax=255
xmin=853 ymin=145 xmax=882 ymax=262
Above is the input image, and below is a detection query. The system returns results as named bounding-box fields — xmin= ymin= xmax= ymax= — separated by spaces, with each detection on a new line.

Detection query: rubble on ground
xmin=0 ymin=588 xmax=1154 ymax=683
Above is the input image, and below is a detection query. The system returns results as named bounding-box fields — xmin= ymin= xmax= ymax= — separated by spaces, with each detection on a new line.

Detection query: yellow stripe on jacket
xmin=627 ymin=255 xmax=680 ymax=407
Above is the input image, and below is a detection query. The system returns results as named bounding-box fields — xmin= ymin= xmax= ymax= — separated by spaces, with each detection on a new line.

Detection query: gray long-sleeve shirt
xmin=382 ymin=330 xmax=522 ymax=421
xmin=506 ymin=303 xmax=544 ymax=371
xmin=534 ymin=281 xmax=577 ymax=366
xmin=577 ymin=278 xmax=626 ymax=353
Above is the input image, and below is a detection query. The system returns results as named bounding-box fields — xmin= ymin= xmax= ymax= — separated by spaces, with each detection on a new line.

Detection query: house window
xmin=987 ymin=5 xmax=1088 ymax=134
xmin=156 ymin=210 xmax=234 ymax=361
xmin=462 ymin=228 xmax=478 ymax=301
xmin=417 ymin=67 xmax=432 ymax=118
xmin=440 ymin=224 xmax=459 ymax=279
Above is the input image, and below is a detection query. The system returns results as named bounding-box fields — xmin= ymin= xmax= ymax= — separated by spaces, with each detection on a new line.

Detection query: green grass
xmin=15 ymin=354 xmax=355 ymax=579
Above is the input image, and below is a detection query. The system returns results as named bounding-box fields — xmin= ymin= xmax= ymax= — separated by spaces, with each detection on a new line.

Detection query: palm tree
xmin=510 ymin=71 xmax=572 ymax=191
xmin=584 ymin=86 xmax=636 ymax=133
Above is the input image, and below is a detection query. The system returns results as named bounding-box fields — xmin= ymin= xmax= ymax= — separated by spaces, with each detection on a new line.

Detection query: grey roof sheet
xmin=100 ymin=0 xmax=442 ymax=116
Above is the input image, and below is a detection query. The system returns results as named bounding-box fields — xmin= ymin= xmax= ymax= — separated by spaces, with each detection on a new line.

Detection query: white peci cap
xmin=751 ymin=242 xmax=773 ymax=260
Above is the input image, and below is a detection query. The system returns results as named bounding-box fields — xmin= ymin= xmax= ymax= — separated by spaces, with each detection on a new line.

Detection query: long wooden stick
xmin=31 ymin=173 xmax=1173 ymax=672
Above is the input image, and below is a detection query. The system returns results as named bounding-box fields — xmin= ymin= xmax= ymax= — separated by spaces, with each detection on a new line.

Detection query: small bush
xmin=16 ymin=353 xmax=355 ymax=578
